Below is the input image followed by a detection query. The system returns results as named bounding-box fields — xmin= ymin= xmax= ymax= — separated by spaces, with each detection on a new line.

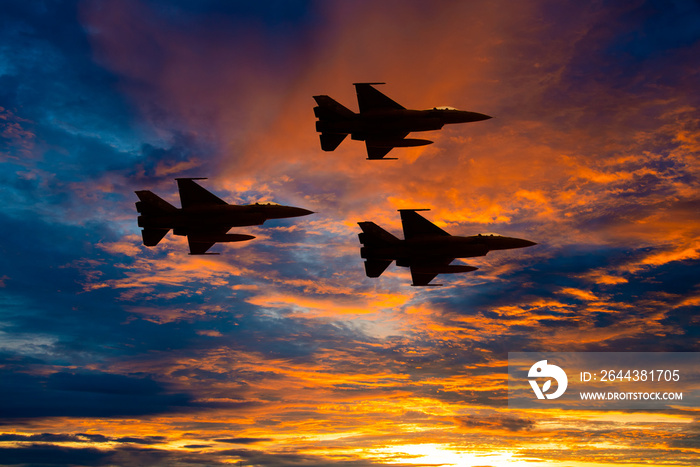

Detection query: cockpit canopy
xmin=431 ymin=106 xmax=459 ymax=110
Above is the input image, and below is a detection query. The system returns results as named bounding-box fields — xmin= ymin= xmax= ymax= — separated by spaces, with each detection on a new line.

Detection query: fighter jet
xmin=135 ymin=178 xmax=313 ymax=255
xmin=358 ymin=209 xmax=536 ymax=286
xmin=313 ymin=83 xmax=491 ymax=160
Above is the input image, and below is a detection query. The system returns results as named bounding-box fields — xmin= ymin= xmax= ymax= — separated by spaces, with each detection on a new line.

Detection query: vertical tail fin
xmin=353 ymin=82 xmax=405 ymax=113
xmin=358 ymin=222 xmax=400 ymax=246
xmin=135 ymin=191 xmax=178 ymax=214
xmin=313 ymin=95 xmax=355 ymax=120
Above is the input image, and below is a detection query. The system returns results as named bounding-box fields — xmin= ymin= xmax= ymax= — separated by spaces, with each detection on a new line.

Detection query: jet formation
xmin=313 ymin=82 xmax=491 ymax=159
xmin=134 ymin=83 xmax=535 ymax=286
xmin=358 ymin=209 xmax=536 ymax=286
xmin=135 ymin=178 xmax=313 ymax=255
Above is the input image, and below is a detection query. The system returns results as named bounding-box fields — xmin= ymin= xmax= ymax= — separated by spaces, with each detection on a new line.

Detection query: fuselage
xmin=361 ymin=234 xmax=536 ymax=263
xmin=316 ymin=108 xmax=492 ymax=139
xmin=137 ymin=204 xmax=314 ymax=233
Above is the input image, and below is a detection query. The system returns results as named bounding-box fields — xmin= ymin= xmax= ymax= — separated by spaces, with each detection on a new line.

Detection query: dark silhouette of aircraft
xmin=135 ymin=178 xmax=313 ymax=255
xmin=358 ymin=209 xmax=536 ymax=286
xmin=313 ymin=83 xmax=491 ymax=159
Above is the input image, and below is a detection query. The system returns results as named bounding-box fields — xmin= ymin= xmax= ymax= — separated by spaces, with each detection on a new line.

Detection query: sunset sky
xmin=1 ymin=1 xmax=699 ymax=466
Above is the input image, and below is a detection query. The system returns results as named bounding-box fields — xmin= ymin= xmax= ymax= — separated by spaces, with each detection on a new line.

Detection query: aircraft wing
xmin=409 ymin=257 xmax=455 ymax=286
xmin=399 ymin=210 xmax=450 ymax=239
xmin=410 ymin=269 xmax=440 ymax=287
xmin=176 ymin=178 xmax=228 ymax=209
xmin=364 ymin=131 xmax=410 ymax=160
xmin=365 ymin=142 xmax=394 ymax=160
xmin=185 ymin=225 xmax=229 ymax=255
xmin=354 ymin=83 xmax=405 ymax=113
xmin=187 ymin=236 xmax=217 ymax=255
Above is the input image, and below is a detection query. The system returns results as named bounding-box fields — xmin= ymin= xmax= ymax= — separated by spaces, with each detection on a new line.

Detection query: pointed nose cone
xmin=264 ymin=205 xmax=315 ymax=219
xmin=297 ymin=207 xmax=315 ymax=217
xmin=285 ymin=207 xmax=315 ymax=218
xmin=483 ymin=236 xmax=537 ymax=250
xmin=512 ymin=238 xmax=537 ymax=249
xmin=447 ymin=110 xmax=492 ymax=124
xmin=467 ymin=111 xmax=492 ymax=122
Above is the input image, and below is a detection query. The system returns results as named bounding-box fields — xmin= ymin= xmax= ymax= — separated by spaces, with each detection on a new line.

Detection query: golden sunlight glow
xmin=373 ymin=444 xmax=537 ymax=466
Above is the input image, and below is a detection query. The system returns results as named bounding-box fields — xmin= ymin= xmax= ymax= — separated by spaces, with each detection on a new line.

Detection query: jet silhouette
xmin=313 ymin=83 xmax=491 ymax=159
xmin=135 ymin=178 xmax=313 ymax=255
xmin=358 ymin=209 xmax=536 ymax=286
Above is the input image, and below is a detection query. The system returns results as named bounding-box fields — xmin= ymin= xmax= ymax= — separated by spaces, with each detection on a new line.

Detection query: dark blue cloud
xmin=0 ymin=1 xmax=141 ymax=148
xmin=0 ymin=444 xmax=224 ymax=466
xmin=214 ymin=437 xmax=272 ymax=444
xmin=598 ymin=0 xmax=700 ymax=61
xmin=0 ymin=444 xmax=110 ymax=466
xmin=550 ymin=0 xmax=700 ymax=86
xmin=0 ymin=369 xmax=191 ymax=418
xmin=143 ymin=0 xmax=318 ymax=28
xmin=0 ymin=433 xmax=165 ymax=444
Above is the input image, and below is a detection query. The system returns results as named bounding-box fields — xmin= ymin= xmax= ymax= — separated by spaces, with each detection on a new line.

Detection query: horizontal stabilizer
xmin=364 ymin=259 xmax=392 ymax=278
xmin=319 ymin=132 xmax=347 ymax=152
xmin=141 ymin=228 xmax=169 ymax=247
